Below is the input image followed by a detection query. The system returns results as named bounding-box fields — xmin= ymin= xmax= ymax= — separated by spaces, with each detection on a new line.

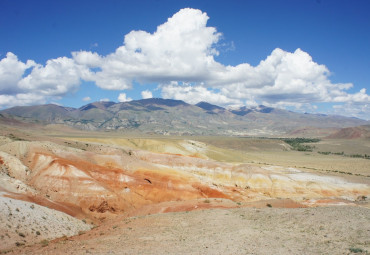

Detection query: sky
xmin=0 ymin=0 xmax=369 ymax=119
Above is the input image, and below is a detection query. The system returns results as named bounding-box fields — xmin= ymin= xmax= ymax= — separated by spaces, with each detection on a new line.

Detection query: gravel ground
xmin=0 ymin=196 xmax=91 ymax=251
xmin=6 ymin=206 xmax=370 ymax=255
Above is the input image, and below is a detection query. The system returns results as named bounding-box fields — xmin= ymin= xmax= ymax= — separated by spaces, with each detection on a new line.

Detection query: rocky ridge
xmin=1 ymin=98 xmax=368 ymax=135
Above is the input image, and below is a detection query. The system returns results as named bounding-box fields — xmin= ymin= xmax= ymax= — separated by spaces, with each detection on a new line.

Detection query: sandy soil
xmin=5 ymin=206 xmax=369 ymax=255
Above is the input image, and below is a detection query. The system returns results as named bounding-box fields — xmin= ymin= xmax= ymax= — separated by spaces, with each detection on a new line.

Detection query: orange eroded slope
xmin=21 ymin=144 xmax=227 ymax=219
xmin=1 ymin=140 xmax=369 ymax=221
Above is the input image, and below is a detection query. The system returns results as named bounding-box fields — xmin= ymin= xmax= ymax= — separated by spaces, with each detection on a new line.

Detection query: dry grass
xmin=59 ymin=135 xmax=370 ymax=179
xmin=313 ymin=138 xmax=370 ymax=155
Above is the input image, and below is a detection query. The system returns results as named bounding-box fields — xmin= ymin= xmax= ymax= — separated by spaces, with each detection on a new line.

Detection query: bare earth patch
xmin=6 ymin=206 xmax=370 ymax=255
xmin=0 ymin=196 xmax=91 ymax=251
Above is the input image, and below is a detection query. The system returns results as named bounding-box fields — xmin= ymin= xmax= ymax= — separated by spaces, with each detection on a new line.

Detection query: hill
xmin=327 ymin=125 xmax=370 ymax=139
xmin=1 ymin=99 xmax=368 ymax=136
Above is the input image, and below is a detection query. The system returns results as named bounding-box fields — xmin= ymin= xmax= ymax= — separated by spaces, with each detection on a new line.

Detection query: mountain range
xmin=0 ymin=98 xmax=368 ymax=136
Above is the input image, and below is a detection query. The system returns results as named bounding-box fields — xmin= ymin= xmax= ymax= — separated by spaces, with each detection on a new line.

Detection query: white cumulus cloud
xmin=0 ymin=52 xmax=88 ymax=108
xmin=0 ymin=8 xmax=369 ymax=119
xmin=18 ymin=56 xmax=86 ymax=96
xmin=71 ymin=8 xmax=221 ymax=89
xmin=332 ymin=102 xmax=369 ymax=120
xmin=71 ymin=8 xmax=368 ymax=118
xmin=117 ymin=93 xmax=132 ymax=102
xmin=161 ymin=82 xmax=242 ymax=105
xmin=141 ymin=90 xmax=153 ymax=99
xmin=0 ymin=93 xmax=46 ymax=107
xmin=0 ymin=52 xmax=36 ymax=94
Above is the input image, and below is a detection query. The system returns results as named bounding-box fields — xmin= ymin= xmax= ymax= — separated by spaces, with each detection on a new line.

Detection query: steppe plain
xmin=0 ymin=122 xmax=369 ymax=254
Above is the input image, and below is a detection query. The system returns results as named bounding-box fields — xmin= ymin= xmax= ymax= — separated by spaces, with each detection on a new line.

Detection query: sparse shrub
xmin=15 ymin=242 xmax=24 ymax=247
xmin=59 ymin=235 xmax=68 ymax=242
xmin=204 ymin=199 xmax=210 ymax=203
xmin=318 ymin=151 xmax=331 ymax=155
xmin=82 ymin=219 xmax=86 ymax=224
xmin=349 ymin=247 xmax=364 ymax=253
xmin=36 ymin=231 xmax=41 ymax=236
xmin=282 ymin=138 xmax=319 ymax=152
xmin=0 ymin=248 xmax=13 ymax=254
xmin=357 ymin=195 xmax=367 ymax=201
xmin=350 ymin=154 xmax=364 ymax=158
xmin=266 ymin=203 xmax=272 ymax=207
xmin=333 ymin=152 xmax=344 ymax=155
xmin=8 ymin=134 xmax=25 ymax=141
xmin=112 ymin=225 xmax=118 ymax=229
xmin=18 ymin=232 xmax=25 ymax=238
xmin=30 ymin=204 xmax=35 ymax=209
xmin=40 ymin=239 xmax=49 ymax=247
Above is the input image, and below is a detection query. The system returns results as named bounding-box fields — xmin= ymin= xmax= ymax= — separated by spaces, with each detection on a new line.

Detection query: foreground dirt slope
xmin=0 ymin=196 xmax=91 ymax=251
xmin=7 ymin=206 xmax=370 ymax=255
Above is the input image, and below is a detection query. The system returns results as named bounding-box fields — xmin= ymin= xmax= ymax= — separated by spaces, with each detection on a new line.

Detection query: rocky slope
xmin=327 ymin=125 xmax=370 ymax=139
xmin=0 ymin=196 xmax=91 ymax=251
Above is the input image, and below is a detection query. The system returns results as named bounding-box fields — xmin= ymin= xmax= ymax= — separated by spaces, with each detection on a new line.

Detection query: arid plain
xmin=0 ymin=122 xmax=369 ymax=254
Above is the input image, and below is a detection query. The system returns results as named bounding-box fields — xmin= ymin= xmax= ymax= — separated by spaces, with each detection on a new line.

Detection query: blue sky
xmin=0 ymin=0 xmax=369 ymax=119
